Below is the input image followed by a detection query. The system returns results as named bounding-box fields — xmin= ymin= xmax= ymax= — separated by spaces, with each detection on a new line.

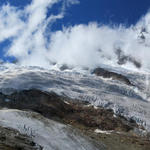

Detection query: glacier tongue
xmin=0 ymin=65 xmax=150 ymax=131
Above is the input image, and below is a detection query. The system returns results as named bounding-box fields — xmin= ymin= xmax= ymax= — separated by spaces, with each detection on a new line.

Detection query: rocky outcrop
xmin=115 ymin=49 xmax=142 ymax=68
xmin=0 ymin=126 xmax=41 ymax=150
xmin=92 ymin=67 xmax=134 ymax=86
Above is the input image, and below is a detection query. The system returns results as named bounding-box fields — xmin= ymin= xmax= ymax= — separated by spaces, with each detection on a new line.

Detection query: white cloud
xmin=0 ymin=0 xmax=150 ymax=71
xmin=0 ymin=4 xmax=24 ymax=42
xmin=48 ymin=19 xmax=150 ymax=70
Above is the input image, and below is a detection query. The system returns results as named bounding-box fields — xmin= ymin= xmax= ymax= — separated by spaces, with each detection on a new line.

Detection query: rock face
xmin=92 ymin=67 xmax=134 ymax=86
xmin=115 ymin=49 xmax=142 ymax=68
xmin=0 ymin=126 xmax=41 ymax=150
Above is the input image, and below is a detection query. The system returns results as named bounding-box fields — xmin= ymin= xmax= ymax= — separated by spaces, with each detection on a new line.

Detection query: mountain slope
xmin=0 ymin=65 xmax=149 ymax=130
xmin=0 ymin=65 xmax=150 ymax=149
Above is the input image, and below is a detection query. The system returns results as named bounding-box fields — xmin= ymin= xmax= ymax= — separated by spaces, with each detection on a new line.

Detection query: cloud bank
xmin=0 ymin=0 xmax=150 ymax=71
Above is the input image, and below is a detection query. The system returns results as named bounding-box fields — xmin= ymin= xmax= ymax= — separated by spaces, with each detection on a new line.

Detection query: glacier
xmin=0 ymin=64 xmax=150 ymax=133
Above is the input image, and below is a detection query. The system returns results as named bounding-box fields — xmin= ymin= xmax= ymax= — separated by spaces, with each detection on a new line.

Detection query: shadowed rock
xmin=0 ymin=126 xmax=41 ymax=150
xmin=92 ymin=67 xmax=134 ymax=86
xmin=115 ymin=49 xmax=142 ymax=68
xmin=60 ymin=64 xmax=72 ymax=71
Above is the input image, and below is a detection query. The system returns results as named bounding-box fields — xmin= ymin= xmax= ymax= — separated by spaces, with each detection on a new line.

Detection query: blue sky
xmin=1 ymin=0 xmax=150 ymax=26
xmin=0 ymin=0 xmax=150 ymax=65
xmin=64 ymin=0 xmax=150 ymax=26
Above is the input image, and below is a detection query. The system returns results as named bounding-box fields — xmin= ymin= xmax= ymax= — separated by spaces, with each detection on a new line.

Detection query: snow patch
xmin=64 ymin=100 xmax=70 ymax=105
xmin=94 ymin=129 xmax=112 ymax=135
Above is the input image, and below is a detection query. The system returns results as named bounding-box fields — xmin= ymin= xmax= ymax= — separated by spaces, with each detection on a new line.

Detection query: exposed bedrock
xmin=92 ymin=67 xmax=134 ymax=86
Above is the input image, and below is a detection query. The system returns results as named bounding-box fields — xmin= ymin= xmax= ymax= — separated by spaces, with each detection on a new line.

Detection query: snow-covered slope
xmin=0 ymin=65 xmax=150 ymax=131
xmin=0 ymin=109 xmax=102 ymax=150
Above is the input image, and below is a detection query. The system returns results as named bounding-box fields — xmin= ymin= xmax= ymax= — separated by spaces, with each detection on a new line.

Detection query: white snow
xmin=94 ymin=129 xmax=112 ymax=135
xmin=64 ymin=100 xmax=70 ymax=105
xmin=94 ymin=106 xmax=99 ymax=109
